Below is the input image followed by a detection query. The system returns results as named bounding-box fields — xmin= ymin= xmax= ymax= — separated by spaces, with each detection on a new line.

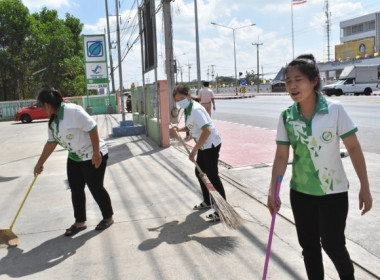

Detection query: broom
xmin=173 ymin=129 xmax=243 ymax=229
xmin=0 ymin=175 xmax=38 ymax=248
xmin=262 ymin=175 xmax=283 ymax=280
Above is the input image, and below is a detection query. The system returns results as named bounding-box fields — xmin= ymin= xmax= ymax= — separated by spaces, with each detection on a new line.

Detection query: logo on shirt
xmin=320 ymin=130 xmax=333 ymax=143
xmin=66 ymin=134 xmax=74 ymax=140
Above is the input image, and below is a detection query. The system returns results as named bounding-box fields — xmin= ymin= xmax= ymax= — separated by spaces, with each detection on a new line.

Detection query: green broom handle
xmin=9 ymin=175 xmax=38 ymax=230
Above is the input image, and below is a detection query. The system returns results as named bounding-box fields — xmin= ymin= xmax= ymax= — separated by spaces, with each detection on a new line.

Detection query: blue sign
xmin=240 ymin=79 xmax=247 ymax=86
xmin=87 ymin=41 xmax=104 ymax=57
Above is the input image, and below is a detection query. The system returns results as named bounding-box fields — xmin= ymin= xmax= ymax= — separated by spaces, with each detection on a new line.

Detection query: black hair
xmin=284 ymin=54 xmax=321 ymax=91
xmin=37 ymin=88 xmax=63 ymax=128
xmin=203 ymin=81 xmax=209 ymax=87
xmin=172 ymin=84 xmax=189 ymax=97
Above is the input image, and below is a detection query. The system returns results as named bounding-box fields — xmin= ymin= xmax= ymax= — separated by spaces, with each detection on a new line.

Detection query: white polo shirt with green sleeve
xmin=47 ymin=102 xmax=108 ymax=161
xmin=185 ymin=99 xmax=221 ymax=150
xmin=276 ymin=93 xmax=357 ymax=196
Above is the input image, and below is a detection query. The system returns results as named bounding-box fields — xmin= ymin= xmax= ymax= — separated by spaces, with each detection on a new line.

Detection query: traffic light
xmin=239 ymin=72 xmax=243 ymax=77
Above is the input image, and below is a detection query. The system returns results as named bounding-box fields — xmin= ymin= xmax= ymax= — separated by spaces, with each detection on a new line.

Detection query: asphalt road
xmin=213 ymin=95 xmax=380 ymax=154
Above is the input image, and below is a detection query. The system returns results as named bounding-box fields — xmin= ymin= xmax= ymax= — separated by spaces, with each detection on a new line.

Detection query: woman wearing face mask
xmin=172 ymin=85 xmax=225 ymax=221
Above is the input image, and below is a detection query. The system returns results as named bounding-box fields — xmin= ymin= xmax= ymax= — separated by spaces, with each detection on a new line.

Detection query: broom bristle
xmin=209 ymin=190 xmax=244 ymax=229
xmin=0 ymin=229 xmax=20 ymax=248
xmin=199 ymin=174 xmax=244 ymax=229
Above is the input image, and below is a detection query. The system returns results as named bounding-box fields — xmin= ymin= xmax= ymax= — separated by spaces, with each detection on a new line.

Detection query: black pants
xmin=67 ymin=154 xmax=113 ymax=223
xmin=195 ymin=144 xmax=226 ymax=205
xmin=290 ymin=189 xmax=354 ymax=280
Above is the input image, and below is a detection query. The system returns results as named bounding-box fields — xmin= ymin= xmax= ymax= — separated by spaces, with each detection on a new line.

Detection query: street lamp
xmin=211 ymin=22 xmax=255 ymax=92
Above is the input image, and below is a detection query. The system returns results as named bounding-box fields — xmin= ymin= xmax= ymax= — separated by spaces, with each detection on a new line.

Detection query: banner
xmin=335 ymin=38 xmax=375 ymax=61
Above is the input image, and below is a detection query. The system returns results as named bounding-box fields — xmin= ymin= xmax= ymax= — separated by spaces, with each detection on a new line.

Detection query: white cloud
xmin=23 ymin=0 xmax=72 ymax=10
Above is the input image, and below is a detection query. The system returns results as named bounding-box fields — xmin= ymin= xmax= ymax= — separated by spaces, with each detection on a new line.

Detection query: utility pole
xmin=207 ymin=65 xmax=210 ymax=82
xmin=163 ymin=0 xmax=176 ymax=112
xmin=105 ymin=0 xmax=115 ymax=94
xmin=211 ymin=64 xmax=215 ymax=84
xmin=177 ymin=66 xmax=184 ymax=84
xmin=325 ymin=0 xmax=331 ymax=61
xmin=186 ymin=63 xmax=192 ymax=83
xmin=194 ymin=0 xmax=202 ymax=91
xmin=252 ymin=41 xmax=263 ymax=93
xmin=115 ymin=0 xmax=125 ymax=121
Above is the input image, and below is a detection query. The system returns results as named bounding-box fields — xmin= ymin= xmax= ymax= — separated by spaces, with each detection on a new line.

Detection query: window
xmin=343 ymin=27 xmax=351 ymax=36
xmin=369 ymin=20 xmax=375 ymax=30
xmin=352 ymin=24 xmax=363 ymax=34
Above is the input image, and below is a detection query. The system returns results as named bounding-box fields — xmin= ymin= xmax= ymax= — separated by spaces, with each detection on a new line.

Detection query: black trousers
xmin=66 ymin=154 xmax=113 ymax=223
xmin=195 ymin=144 xmax=226 ymax=205
xmin=290 ymin=189 xmax=354 ymax=280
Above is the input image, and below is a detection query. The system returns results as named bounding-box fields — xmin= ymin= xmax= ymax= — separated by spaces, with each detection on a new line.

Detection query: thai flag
xmin=293 ymin=0 xmax=307 ymax=5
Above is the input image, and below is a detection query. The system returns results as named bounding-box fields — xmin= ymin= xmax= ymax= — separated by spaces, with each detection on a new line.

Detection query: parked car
xmin=14 ymin=99 xmax=68 ymax=123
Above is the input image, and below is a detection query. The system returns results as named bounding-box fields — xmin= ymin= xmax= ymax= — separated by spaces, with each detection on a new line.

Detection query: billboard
xmin=83 ymin=34 xmax=109 ymax=88
xmin=140 ymin=0 xmax=157 ymax=73
xmin=335 ymin=38 xmax=375 ymax=61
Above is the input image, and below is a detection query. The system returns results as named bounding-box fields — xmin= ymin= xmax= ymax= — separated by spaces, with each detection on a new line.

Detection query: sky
xmin=23 ymin=0 xmax=380 ymax=89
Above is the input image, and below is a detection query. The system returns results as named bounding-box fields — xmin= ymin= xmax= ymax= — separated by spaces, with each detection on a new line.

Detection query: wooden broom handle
xmin=173 ymin=129 xmax=205 ymax=176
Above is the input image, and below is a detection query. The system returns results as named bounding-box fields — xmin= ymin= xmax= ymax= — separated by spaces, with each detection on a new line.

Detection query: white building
xmin=318 ymin=11 xmax=380 ymax=81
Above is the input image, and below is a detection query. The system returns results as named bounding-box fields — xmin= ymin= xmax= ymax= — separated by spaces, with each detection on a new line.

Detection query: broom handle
xmin=9 ymin=175 xmax=38 ymax=230
xmin=173 ymin=129 xmax=204 ymax=175
xmin=262 ymin=175 xmax=282 ymax=280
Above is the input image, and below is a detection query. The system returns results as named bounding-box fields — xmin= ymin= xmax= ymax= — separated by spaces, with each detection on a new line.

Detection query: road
xmin=213 ymin=95 xmax=380 ymax=154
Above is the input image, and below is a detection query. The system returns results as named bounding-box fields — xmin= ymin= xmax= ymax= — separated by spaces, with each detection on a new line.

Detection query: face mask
xmin=177 ymin=98 xmax=190 ymax=109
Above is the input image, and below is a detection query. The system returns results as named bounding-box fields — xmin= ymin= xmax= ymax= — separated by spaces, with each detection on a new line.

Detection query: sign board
xmin=83 ymin=34 xmax=109 ymax=90
xmin=240 ymin=79 xmax=247 ymax=86
xmin=86 ymin=62 xmax=108 ymax=79
xmin=87 ymin=83 xmax=108 ymax=90
xmin=335 ymin=38 xmax=375 ymax=61
xmin=84 ymin=35 xmax=106 ymax=62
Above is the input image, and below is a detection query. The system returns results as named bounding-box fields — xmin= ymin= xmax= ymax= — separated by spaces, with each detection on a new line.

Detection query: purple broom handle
xmin=262 ymin=175 xmax=283 ymax=280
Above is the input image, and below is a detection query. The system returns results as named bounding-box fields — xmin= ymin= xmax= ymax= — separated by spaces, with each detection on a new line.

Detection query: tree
xmin=243 ymin=70 xmax=261 ymax=86
xmin=0 ymin=0 xmax=31 ymax=100
xmin=28 ymin=8 xmax=85 ymax=97
xmin=0 ymin=2 xmax=86 ymax=101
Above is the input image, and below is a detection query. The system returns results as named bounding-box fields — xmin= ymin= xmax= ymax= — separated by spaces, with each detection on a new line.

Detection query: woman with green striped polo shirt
xmin=267 ymin=54 xmax=372 ymax=280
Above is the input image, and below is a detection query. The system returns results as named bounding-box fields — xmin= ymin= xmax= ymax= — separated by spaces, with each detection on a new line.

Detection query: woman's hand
xmin=267 ymin=192 xmax=281 ymax=215
xmin=34 ymin=162 xmax=44 ymax=176
xmin=189 ymin=149 xmax=197 ymax=162
xmin=359 ymin=187 xmax=372 ymax=216
xmin=92 ymin=152 xmax=102 ymax=168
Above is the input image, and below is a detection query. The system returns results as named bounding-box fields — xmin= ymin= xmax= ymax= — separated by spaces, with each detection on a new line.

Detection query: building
xmin=318 ymin=11 xmax=380 ymax=81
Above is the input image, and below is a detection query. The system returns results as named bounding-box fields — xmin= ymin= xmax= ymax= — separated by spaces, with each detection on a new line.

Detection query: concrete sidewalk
xmin=0 ymin=114 xmax=378 ymax=280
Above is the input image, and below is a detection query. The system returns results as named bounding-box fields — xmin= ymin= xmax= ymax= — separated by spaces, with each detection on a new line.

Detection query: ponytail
xmin=37 ymin=88 xmax=63 ymax=128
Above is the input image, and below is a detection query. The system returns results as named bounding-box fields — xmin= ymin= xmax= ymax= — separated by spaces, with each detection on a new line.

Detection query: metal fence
xmin=0 ymin=95 xmax=117 ymax=122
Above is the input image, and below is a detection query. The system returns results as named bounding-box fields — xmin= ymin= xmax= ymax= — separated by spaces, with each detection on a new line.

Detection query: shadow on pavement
xmin=238 ymin=226 xmax=304 ymax=280
xmin=0 ymin=230 xmax=100 ymax=278
xmin=0 ymin=176 xmax=19 ymax=183
xmin=138 ymin=211 xmax=239 ymax=255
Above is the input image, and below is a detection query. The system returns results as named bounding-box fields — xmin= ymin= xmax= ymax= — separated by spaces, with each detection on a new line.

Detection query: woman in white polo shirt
xmin=34 ymin=89 xmax=114 ymax=236
xmin=172 ymin=85 xmax=224 ymax=221
xmin=267 ymin=54 xmax=372 ymax=279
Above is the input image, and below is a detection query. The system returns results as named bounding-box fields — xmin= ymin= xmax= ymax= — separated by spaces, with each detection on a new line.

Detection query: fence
xmin=0 ymin=94 xmax=117 ymax=122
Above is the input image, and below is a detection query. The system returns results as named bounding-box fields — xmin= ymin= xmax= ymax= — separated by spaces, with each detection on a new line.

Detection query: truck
xmin=322 ymin=65 xmax=379 ymax=96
